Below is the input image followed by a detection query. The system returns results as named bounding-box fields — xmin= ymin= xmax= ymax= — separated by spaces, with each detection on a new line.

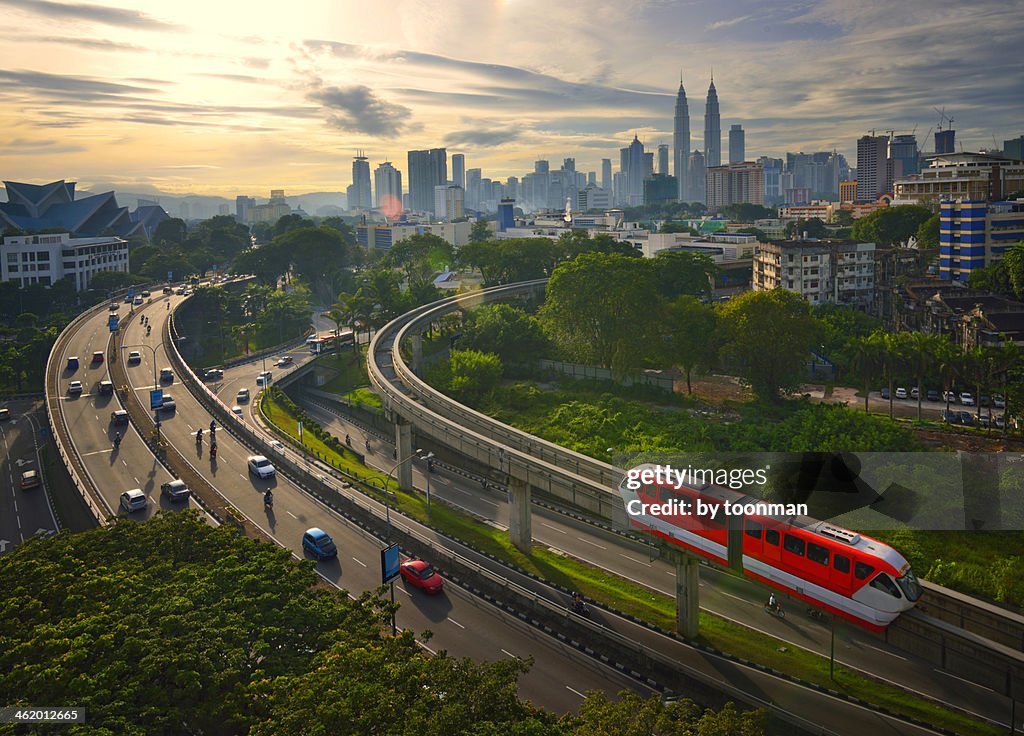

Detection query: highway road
xmin=115 ymin=297 xmax=649 ymax=714
xmin=0 ymin=400 xmax=59 ymax=554
xmin=292 ymin=390 xmax=1013 ymax=729
xmin=54 ymin=298 xmax=197 ymax=520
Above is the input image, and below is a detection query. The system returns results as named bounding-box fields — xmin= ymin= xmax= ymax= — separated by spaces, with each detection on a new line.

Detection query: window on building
xmin=36 ymin=251 xmax=49 ymax=261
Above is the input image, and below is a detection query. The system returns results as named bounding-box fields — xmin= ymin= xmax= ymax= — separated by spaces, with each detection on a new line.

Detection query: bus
xmin=309 ymin=330 xmax=355 ymax=355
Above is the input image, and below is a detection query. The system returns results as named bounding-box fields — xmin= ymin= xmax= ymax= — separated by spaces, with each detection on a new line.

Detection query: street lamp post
xmin=383 ymin=449 xmax=434 ymax=536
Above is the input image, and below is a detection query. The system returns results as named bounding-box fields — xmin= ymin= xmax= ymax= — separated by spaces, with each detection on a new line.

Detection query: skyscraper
xmin=673 ymin=77 xmax=690 ymax=201
xmin=452 ymin=153 xmax=466 ymax=190
xmin=625 ymin=135 xmax=646 ymax=206
xmin=856 ymin=134 xmax=889 ymax=202
xmin=434 ymin=184 xmax=464 ymax=221
xmin=657 ymin=144 xmax=670 ymax=176
xmin=373 ymin=161 xmax=402 ymax=212
xmin=407 ymin=148 xmax=447 ymax=213
xmin=889 ymin=134 xmax=919 ymax=179
xmin=728 ymin=124 xmax=745 ymax=164
xmin=685 ymin=149 xmax=706 ymax=204
xmin=601 ymin=158 xmax=612 ymax=191
xmin=706 ymin=162 xmax=764 ymax=212
xmin=347 ymin=151 xmax=371 ymax=210
xmin=704 ymin=77 xmax=721 ymax=168
xmin=465 ymin=168 xmax=482 ymax=211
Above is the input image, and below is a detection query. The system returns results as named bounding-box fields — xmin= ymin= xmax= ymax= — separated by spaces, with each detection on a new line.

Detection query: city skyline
xmin=1 ymin=0 xmax=1022 ymax=197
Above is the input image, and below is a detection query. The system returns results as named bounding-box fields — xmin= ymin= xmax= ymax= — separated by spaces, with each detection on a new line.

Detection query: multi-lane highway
xmin=0 ymin=400 xmax=59 ymax=553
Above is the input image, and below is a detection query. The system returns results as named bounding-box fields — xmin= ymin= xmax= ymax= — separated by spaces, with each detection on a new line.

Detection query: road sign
xmin=150 ymin=389 xmax=164 ymax=410
xmin=127 ymin=288 xmax=135 ymax=298
xmin=108 ymin=315 xmax=119 ymax=332
xmin=167 ymin=270 xmax=173 ymax=281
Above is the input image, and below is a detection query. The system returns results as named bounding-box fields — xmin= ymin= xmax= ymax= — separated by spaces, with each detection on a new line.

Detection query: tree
xmin=1002 ymin=242 xmax=1024 ymax=298
xmin=834 ymin=209 xmax=855 ymax=227
xmin=462 ymin=304 xmax=549 ymax=367
xmin=153 ymin=217 xmax=187 ymax=245
xmin=458 ymin=238 xmax=561 ymax=286
xmin=428 ymin=349 xmax=503 ymax=403
xmin=659 ymin=221 xmax=697 ymax=235
xmin=784 ymin=217 xmax=828 ymax=239
xmin=907 ymin=331 xmax=941 ymax=421
xmin=719 ymin=202 xmax=775 ymax=221
xmin=469 ymin=219 xmax=492 ymax=243
xmin=848 ymin=334 xmax=886 ymax=412
xmin=717 ymin=289 xmax=823 ymax=402
xmin=851 ymin=205 xmax=932 ymax=246
xmin=664 ymin=296 xmax=718 ymax=395
xmin=570 ymin=691 xmax=765 ymax=736
xmin=968 ymin=259 xmax=1014 ymax=296
xmin=734 ymin=226 xmax=768 ymax=242
xmin=652 ymin=251 xmax=717 ymax=300
xmin=272 ymin=213 xmax=314 ymax=237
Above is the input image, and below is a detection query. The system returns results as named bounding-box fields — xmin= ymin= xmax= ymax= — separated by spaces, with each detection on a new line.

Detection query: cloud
xmin=306 ymin=84 xmax=412 ymax=137
xmin=444 ymin=129 xmax=521 ymax=148
xmin=0 ymin=0 xmax=179 ymax=30
xmin=707 ymin=14 xmax=752 ymax=30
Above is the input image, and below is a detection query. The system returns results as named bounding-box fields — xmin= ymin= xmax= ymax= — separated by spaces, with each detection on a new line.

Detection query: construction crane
xmin=934 ymin=106 xmax=954 ymax=131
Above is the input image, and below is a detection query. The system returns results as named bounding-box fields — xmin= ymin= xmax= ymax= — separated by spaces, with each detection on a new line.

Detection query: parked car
xmin=92 ymin=351 xmax=104 ymax=364
xmin=399 ymin=559 xmax=445 ymax=594
xmin=942 ymin=409 xmax=959 ymax=424
xmin=127 ymin=350 xmax=142 ymax=365
xmin=978 ymin=413 xmax=991 ymax=427
xmin=247 ymin=455 xmax=276 ymax=479
xmin=880 ymin=387 xmax=890 ymax=400
xmin=996 ymin=414 xmax=1006 ymax=429
xmin=926 ymin=389 xmax=940 ymax=402
xmin=68 ymin=380 xmax=83 ymax=395
xmin=895 ymin=387 xmax=908 ymax=400
xmin=236 ymin=388 xmax=250 ymax=403
xmin=160 ymin=479 xmax=190 ymax=502
xmin=20 ymin=469 xmax=42 ymax=489
xmin=302 ymin=528 xmax=337 ymax=560
xmin=120 ymin=489 xmax=147 ymax=513
xmin=959 ymin=411 xmax=976 ymax=426
xmin=943 ymin=390 xmax=957 ymax=403
xmin=960 ymin=392 xmax=975 ymax=406
xmin=111 ymin=409 xmax=129 ymax=425
xmin=910 ymin=387 xmax=919 ymax=400
xmin=994 ymin=395 xmax=1006 ymax=409
xmin=276 ymin=355 xmax=293 ymax=367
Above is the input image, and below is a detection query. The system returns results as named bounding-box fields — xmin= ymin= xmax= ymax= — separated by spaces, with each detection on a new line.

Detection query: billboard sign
xmin=380 ymin=543 xmax=401 ymax=584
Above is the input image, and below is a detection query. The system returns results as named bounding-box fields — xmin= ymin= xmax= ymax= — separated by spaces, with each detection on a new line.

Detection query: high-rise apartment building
xmin=235 ymin=195 xmax=255 ymax=222
xmin=1003 ymin=136 xmax=1024 ymax=161
xmin=856 ymin=134 xmax=890 ymax=202
xmin=657 ymin=144 xmax=670 ymax=176
xmin=347 ymin=151 xmax=372 ymax=210
xmin=704 ymin=78 xmax=721 ymax=168
xmin=373 ymin=161 xmax=402 ymax=211
xmin=601 ymin=158 xmax=612 ymax=191
xmin=451 ymin=153 xmax=466 ymax=190
xmin=728 ymin=124 xmax=745 ymax=164
xmin=839 ymin=180 xmax=858 ymax=204
xmin=939 ymin=199 xmax=1024 ymax=282
xmin=434 ymin=184 xmax=464 ymax=221
xmin=706 ymin=162 xmax=764 ymax=212
xmin=407 ymin=148 xmax=447 ymax=213
xmin=465 ymin=168 xmax=482 ymax=211
xmin=685 ymin=149 xmax=706 ymax=204
xmin=758 ymin=157 xmax=783 ymax=205
xmin=674 ymin=78 xmax=690 ymax=202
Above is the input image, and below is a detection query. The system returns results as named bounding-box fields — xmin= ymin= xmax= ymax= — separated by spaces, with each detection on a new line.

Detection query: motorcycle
xmin=113 ymin=433 xmax=121 ymax=449
xmin=764 ymin=601 xmax=785 ymax=618
xmin=146 ymin=326 xmax=151 ymax=336
xmin=264 ymin=491 xmax=273 ymax=508
xmin=569 ymin=593 xmax=589 ymax=617
xmin=210 ymin=443 xmax=218 ymax=459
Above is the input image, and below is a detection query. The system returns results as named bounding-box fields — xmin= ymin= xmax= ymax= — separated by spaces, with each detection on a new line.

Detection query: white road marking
xmin=575 ymin=536 xmax=607 ymax=550
xmin=500 ymin=648 xmax=518 ymax=658
xmin=541 ymin=522 xmax=567 ymax=534
xmin=862 ymin=643 xmax=907 ymax=661
xmin=566 ymin=686 xmax=586 ymax=698
xmin=618 ymin=553 xmax=652 ymax=566
xmin=133 ymin=477 xmax=140 ymax=484
xmin=720 ymin=591 xmax=748 ymax=604
xmin=351 ymin=557 xmax=367 ymax=567
xmin=446 ymin=617 xmax=465 ymax=629
xmin=936 ymin=669 xmax=993 ymax=690
xmin=286 ymin=511 xmax=297 ymax=519
xmin=79 ymin=449 xmax=112 ymax=457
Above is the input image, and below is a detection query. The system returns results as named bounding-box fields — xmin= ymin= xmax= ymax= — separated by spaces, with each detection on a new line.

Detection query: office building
xmin=839 ymin=180 xmax=858 ymax=203
xmin=452 ymin=153 xmax=466 ymax=190
xmin=728 ymin=124 xmax=745 ymax=164
xmin=1 ymin=232 xmax=128 ymax=291
xmin=374 ymin=161 xmax=403 ymax=212
xmin=758 ymin=157 xmax=784 ymax=205
xmin=497 ymin=199 xmax=515 ymax=233
xmin=939 ymin=199 xmax=1024 ymax=282
xmin=657 ymin=144 xmax=670 ymax=176
xmin=623 ymin=135 xmax=647 ymax=207
xmin=673 ymin=77 xmax=690 ymax=201
xmin=407 ymin=148 xmax=447 ymax=213
xmin=347 ymin=151 xmax=372 ymax=210
xmin=1004 ymin=136 xmax=1024 ymax=162
xmin=0 ymin=180 xmax=144 ymax=239
xmin=685 ymin=149 xmax=706 ymax=204
xmin=243 ymin=190 xmax=291 ymax=225
xmin=434 ymin=184 xmax=464 ymax=221
xmin=235 ymin=195 xmax=256 ymax=222
xmin=601 ymin=158 xmax=612 ymax=191
xmin=465 ymin=168 xmax=482 ymax=211
xmin=856 ymin=134 xmax=890 ymax=202
xmin=643 ymin=174 xmax=677 ymax=206
xmin=888 ymin=134 xmax=919 ymax=180
xmin=893 ymin=153 xmax=1024 ymax=207
xmin=935 ymin=128 xmax=956 ymax=155
xmin=704 ymin=77 xmax=721 ymax=168
xmin=706 ymin=162 xmax=764 ymax=212
xmin=356 ymin=221 xmax=470 ymax=250
xmin=576 ymin=186 xmax=612 ymax=212
xmin=753 ymin=239 xmax=876 ymax=307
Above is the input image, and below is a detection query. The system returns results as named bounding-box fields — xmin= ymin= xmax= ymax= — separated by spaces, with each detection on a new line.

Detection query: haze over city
xmin=1 ymin=0 xmax=1022 ymax=197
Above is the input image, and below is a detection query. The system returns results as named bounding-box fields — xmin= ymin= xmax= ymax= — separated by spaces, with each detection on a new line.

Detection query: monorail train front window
xmin=896 ymin=568 xmax=922 ymax=601
xmin=869 ymin=573 xmax=902 ymax=599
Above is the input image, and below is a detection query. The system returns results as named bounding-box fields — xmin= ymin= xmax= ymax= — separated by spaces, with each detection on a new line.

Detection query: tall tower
xmin=729 ymin=124 xmax=745 ymax=164
xmin=601 ymin=158 xmax=612 ymax=190
xmin=704 ymin=76 xmax=721 ymax=168
xmin=451 ymin=153 xmax=465 ymax=190
xmin=657 ymin=144 xmax=670 ymax=176
xmin=673 ymin=76 xmax=690 ymax=201
xmin=349 ymin=151 xmax=371 ymax=209
xmin=373 ymin=161 xmax=402 ymax=211
xmin=407 ymin=148 xmax=447 ymax=213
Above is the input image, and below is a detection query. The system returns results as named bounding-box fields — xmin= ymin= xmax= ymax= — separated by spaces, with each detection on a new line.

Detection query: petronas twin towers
xmin=673 ymin=74 xmax=720 ymax=202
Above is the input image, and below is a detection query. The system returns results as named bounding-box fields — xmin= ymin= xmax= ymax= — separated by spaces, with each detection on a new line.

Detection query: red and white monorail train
xmin=619 ymin=464 xmax=921 ymax=631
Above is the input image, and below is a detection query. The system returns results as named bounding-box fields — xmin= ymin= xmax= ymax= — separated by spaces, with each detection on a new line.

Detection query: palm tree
xmin=936 ymin=337 xmax=962 ymax=415
xmin=322 ymin=306 xmax=349 ymax=364
xmin=849 ymin=335 xmax=884 ymax=413
xmin=907 ymin=332 xmax=940 ymax=422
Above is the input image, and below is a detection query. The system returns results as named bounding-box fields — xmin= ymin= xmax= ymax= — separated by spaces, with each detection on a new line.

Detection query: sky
xmin=1 ymin=0 xmax=1022 ymax=198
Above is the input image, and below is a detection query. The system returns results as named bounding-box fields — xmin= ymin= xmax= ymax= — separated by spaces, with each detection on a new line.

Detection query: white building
xmin=753 ymin=239 xmax=875 ymax=307
xmin=434 ymin=184 xmax=465 ymax=221
xmin=1 ymin=233 xmax=128 ymax=291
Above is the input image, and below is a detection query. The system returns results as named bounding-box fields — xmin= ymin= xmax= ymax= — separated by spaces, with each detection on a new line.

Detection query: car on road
xmin=20 ymin=469 xmax=41 ymax=490
xmin=68 ymin=380 xmax=83 ymax=395
xmin=231 ymin=405 xmax=244 ymax=418
xmin=302 ymin=528 xmax=337 ymax=560
xmin=247 ymin=455 xmax=276 ymax=479
xmin=66 ymin=356 xmax=79 ymax=371
xmin=256 ymin=371 xmax=272 ymax=387
xmin=127 ymin=351 xmax=142 ymax=364
xmin=399 ymin=559 xmax=445 ymax=594
xmin=92 ymin=351 xmax=104 ymax=364
xmin=994 ymin=395 xmax=1006 ymax=408
xmin=0 ymin=408 xmax=10 ymax=420
xmin=98 ymin=380 xmax=114 ymax=396
xmin=120 ymin=489 xmax=147 ymax=513
xmin=141 ymin=290 xmax=151 ymax=297
xmin=880 ymin=387 xmax=890 ymax=400
xmin=895 ymin=387 xmax=908 ymax=400
xmin=160 ymin=367 xmax=174 ymax=383
xmin=960 ymin=392 xmax=975 ymax=406
xmin=133 ymin=296 xmax=144 ymax=306
xmin=160 ymin=479 xmax=191 ymax=502
xmin=108 ymin=302 xmax=119 ymax=312
xmin=276 ymin=356 xmax=293 ymax=367
xmin=111 ymin=409 xmax=129 ymax=425
xmin=942 ymin=409 xmax=959 ymax=424
xmin=175 ymin=287 xmax=186 ymax=295
xmin=959 ymin=411 xmax=975 ymax=426
xmin=236 ymin=388 xmax=250 ymax=403
xmin=163 ymin=286 xmax=172 ymax=294
xmin=926 ymin=389 xmax=940 ymax=402
xmin=203 ymin=368 xmax=224 ymax=381
xmin=159 ymin=395 xmax=176 ymax=412
xmin=269 ymin=439 xmax=285 ymax=452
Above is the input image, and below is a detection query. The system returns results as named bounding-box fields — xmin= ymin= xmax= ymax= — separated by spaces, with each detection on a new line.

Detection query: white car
xmin=160 ymin=479 xmax=190 ymax=502
xmin=269 ymin=439 xmax=285 ymax=451
xmin=256 ymin=371 xmax=272 ymax=386
xmin=68 ymin=380 xmax=83 ymax=395
xmin=276 ymin=356 xmax=294 ymax=367
xmin=120 ymin=489 xmax=147 ymax=513
xmin=895 ymin=387 xmax=908 ymax=400
xmin=232 ymin=405 xmax=244 ymax=418
xmin=127 ymin=350 xmax=142 ymax=364
xmin=236 ymin=387 xmax=250 ymax=403
xmin=247 ymin=455 xmax=276 ymax=479
xmin=960 ymin=392 xmax=975 ymax=406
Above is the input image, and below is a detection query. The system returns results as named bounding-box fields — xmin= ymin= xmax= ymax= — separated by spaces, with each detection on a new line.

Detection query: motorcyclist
xmin=345 ymin=434 xmax=351 ymax=446
xmin=767 ymin=593 xmax=778 ymax=612
xmin=113 ymin=431 xmax=121 ymax=448
xmin=196 ymin=427 xmax=203 ymax=443
xmin=209 ymin=419 xmax=216 ymax=432
xmin=210 ymin=442 xmax=218 ymax=459
xmin=365 ymin=438 xmax=370 ymax=452
xmin=264 ymin=490 xmax=273 ymax=507
xmin=570 ymin=592 xmax=587 ymax=614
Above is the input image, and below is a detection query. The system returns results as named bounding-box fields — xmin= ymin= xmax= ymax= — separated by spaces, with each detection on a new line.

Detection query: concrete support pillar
xmin=507 ymin=477 xmax=532 ymax=552
xmin=395 ymin=420 xmax=413 ymax=491
xmin=411 ymin=333 xmax=423 ymax=374
xmin=673 ymin=550 xmax=700 ymax=639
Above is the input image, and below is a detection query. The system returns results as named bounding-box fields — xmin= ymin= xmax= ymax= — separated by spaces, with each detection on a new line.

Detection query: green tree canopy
xmin=652 ymin=251 xmax=717 ymax=300
xmin=718 ymin=203 xmax=775 ymax=221
xmin=663 ymin=295 xmax=719 ymax=394
xmin=850 ymin=205 xmax=933 ymax=246
xmin=462 ymin=303 xmax=549 ymax=366
xmin=428 ymin=348 xmax=504 ymax=403
xmin=458 ymin=238 xmax=561 ymax=285
xmin=717 ymin=289 xmax=823 ymax=401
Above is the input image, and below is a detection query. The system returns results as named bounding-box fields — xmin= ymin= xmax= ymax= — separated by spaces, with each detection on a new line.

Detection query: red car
xmin=399 ymin=559 xmax=444 ymax=594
